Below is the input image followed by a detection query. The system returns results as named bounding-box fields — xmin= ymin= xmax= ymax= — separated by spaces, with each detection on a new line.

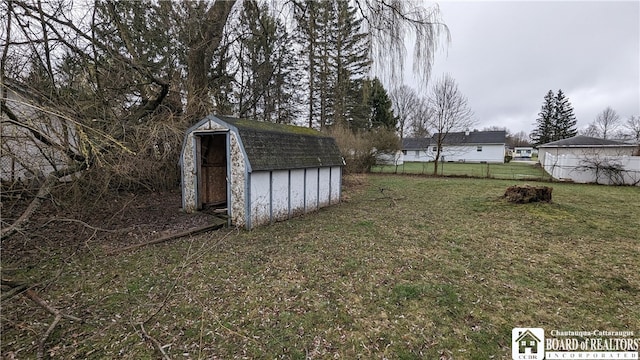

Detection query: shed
xmin=180 ymin=115 xmax=344 ymax=229
xmin=537 ymin=135 xmax=638 ymax=165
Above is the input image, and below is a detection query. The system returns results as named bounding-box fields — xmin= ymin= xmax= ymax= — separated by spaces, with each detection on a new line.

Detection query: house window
xmin=414 ymin=150 xmax=420 ymax=156
xmin=402 ymin=150 xmax=407 ymax=155
xmin=477 ymin=146 xmax=483 ymax=152
xmin=432 ymin=146 xmax=437 ymax=151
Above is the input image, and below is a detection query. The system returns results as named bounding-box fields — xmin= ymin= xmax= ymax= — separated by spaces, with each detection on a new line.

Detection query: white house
xmin=537 ymin=136 xmax=638 ymax=165
xmin=513 ymin=146 xmax=535 ymax=159
xmin=402 ymin=131 xmax=507 ymax=163
xmin=430 ymin=130 xmax=506 ymax=163
xmin=1 ymin=80 xmax=79 ymax=183
xmin=401 ymin=137 xmax=431 ymax=162
xmin=180 ymin=115 xmax=344 ymax=229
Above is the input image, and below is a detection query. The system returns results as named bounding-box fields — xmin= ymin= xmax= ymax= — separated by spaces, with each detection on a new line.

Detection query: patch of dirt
xmin=1 ymin=189 xmax=223 ymax=264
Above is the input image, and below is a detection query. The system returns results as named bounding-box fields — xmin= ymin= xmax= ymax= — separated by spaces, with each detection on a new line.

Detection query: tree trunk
xmin=185 ymin=0 xmax=237 ymax=123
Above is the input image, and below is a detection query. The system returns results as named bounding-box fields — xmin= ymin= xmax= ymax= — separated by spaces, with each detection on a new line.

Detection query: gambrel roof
xmin=211 ymin=116 xmax=344 ymax=171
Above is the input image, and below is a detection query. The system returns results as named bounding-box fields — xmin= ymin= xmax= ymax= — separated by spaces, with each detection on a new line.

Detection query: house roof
xmin=433 ymin=130 xmax=506 ymax=145
xmin=538 ymin=135 xmax=637 ymax=148
xmin=402 ymin=137 xmax=431 ymax=150
xmin=214 ymin=116 xmax=344 ymax=171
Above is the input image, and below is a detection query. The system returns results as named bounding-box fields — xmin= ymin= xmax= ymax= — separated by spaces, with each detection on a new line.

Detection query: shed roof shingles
xmin=538 ymin=135 xmax=636 ymax=147
xmin=218 ymin=116 xmax=344 ymax=171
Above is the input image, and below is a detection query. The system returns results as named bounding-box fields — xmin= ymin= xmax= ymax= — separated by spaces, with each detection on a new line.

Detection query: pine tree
xmin=531 ymin=89 xmax=577 ymax=145
xmin=531 ymin=90 xmax=555 ymax=146
xmin=332 ymin=0 xmax=371 ymax=128
xmin=295 ymin=0 xmax=370 ymax=129
xmin=367 ymin=78 xmax=396 ymax=130
xmin=553 ymin=89 xmax=577 ymax=140
xmin=236 ymin=0 xmax=297 ymax=123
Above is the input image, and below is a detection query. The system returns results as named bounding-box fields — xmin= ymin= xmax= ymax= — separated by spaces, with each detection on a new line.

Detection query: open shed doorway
xmin=196 ymin=133 xmax=228 ymax=212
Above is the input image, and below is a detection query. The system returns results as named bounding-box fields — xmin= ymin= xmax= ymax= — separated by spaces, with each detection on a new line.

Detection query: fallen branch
xmin=1 ymin=278 xmax=28 ymax=301
xmin=23 ymin=289 xmax=82 ymax=322
xmin=371 ymin=195 xmax=406 ymax=206
xmin=37 ymin=314 xmax=62 ymax=360
xmin=107 ymin=223 xmax=225 ymax=255
xmin=2 ymin=285 xmax=83 ymax=360
xmin=1 ymin=163 xmax=87 ymax=241
xmin=139 ymin=323 xmax=171 ymax=360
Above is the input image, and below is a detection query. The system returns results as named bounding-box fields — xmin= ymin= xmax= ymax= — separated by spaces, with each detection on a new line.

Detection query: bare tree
xmin=592 ymin=107 xmax=621 ymax=139
xmin=427 ymin=74 xmax=475 ymax=175
xmin=406 ymin=99 xmax=432 ymax=138
xmin=355 ymin=0 xmax=449 ymax=83
xmin=390 ymin=84 xmax=421 ymax=140
xmin=509 ymin=131 xmax=531 ymax=147
xmin=624 ymin=115 xmax=640 ymax=143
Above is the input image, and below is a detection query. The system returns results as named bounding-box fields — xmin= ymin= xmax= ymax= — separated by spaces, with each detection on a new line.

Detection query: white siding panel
xmin=271 ymin=170 xmax=289 ymax=222
xmin=289 ymin=169 xmax=306 ymax=217
xmin=305 ymin=168 xmax=319 ymax=212
xmin=330 ymin=166 xmax=341 ymax=205
xmin=318 ymin=167 xmax=331 ymax=207
xmin=250 ymin=172 xmax=271 ymax=227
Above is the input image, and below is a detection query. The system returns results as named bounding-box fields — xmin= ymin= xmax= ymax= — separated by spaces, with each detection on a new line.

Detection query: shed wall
xmin=538 ymin=146 xmax=635 ymax=165
xmin=318 ymin=167 xmax=331 ymax=207
xmin=249 ymin=171 xmax=271 ymax=227
xmin=289 ymin=169 xmax=306 ymax=217
xmin=247 ymin=167 xmax=341 ymax=228
xmin=329 ymin=166 xmax=341 ymax=205
xmin=271 ymin=170 xmax=290 ymax=221
xmin=305 ymin=168 xmax=319 ymax=212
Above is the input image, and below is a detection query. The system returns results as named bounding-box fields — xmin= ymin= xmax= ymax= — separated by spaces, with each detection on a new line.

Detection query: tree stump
xmin=504 ymin=185 xmax=552 ymax=204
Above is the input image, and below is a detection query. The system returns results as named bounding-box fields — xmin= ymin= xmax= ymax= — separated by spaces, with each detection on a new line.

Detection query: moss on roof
xmin=215 ymin=116 xmax=344 ymax=171
xmin=219 ymin=116 xmax=326 ymax=137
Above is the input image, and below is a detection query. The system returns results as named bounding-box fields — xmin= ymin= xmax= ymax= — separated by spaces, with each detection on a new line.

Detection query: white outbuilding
xmin=180 ymin=115 xmax=344 ymax=229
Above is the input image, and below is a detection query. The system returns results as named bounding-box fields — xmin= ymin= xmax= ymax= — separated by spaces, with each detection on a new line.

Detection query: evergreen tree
xmin=553 ymin=89 xmax=577 ymax=140
xmin=236 ymin=0 xmax=297 ymax=123
xmin=367 ymin=78 xmax=396 ymax=130
xmin=332 ymin=0 xmax=371 ymax=128
xmin=295 ymin=0 xmax=370 ymax=129
xmin=531 ymin=90 xmax=555 ymax=145
xmin=531 ymin=89 xmax=577 ymax=145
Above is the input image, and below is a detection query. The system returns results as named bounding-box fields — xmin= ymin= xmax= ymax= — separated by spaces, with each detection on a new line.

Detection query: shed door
xmin=197 ymin=134 xmax=227 ymax=209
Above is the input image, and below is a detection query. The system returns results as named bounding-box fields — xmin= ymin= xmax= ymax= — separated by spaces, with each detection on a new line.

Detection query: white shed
xmin=180 ymin=115 xmax=344 ymax=229
xmin=537 ymin=136 xmax=638 ymax=165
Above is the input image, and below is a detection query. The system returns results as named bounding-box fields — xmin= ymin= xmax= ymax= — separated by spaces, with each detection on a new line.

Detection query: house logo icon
xmin=512 ymin=328 xmax=545 ymax=359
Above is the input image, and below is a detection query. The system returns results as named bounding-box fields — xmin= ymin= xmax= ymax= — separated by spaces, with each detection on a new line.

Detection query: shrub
xmin=325 ymin=125 xmax=400 ymax=174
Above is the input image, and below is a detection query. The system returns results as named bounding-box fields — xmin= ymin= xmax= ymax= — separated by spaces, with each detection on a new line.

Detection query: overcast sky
xmin=410 ymin=0 xmax=640 ymax=135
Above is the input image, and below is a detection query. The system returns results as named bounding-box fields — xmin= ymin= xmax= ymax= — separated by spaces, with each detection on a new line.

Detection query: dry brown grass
xmin=2 ymin=175 xmax=638 ymax=359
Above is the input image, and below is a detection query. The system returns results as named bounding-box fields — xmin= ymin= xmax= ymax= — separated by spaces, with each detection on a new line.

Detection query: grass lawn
xmin=372 ymin=161 xmax=550 ymax=181
xmin=2 ymin=175 xmax=639 ymax=359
